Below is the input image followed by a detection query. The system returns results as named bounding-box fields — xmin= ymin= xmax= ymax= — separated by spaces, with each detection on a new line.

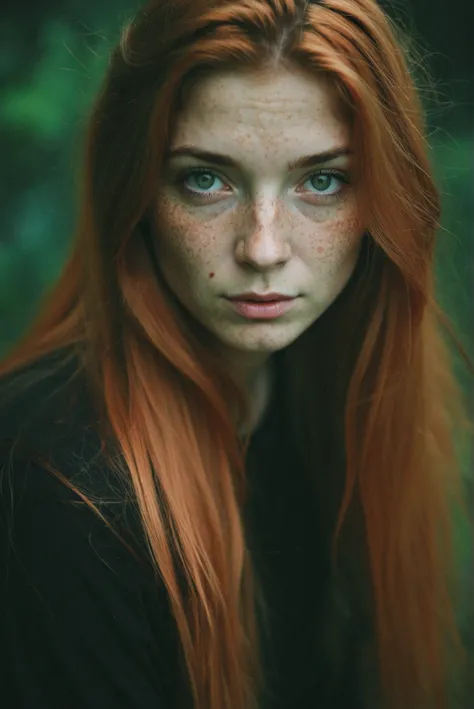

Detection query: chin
xmin=217 ymin=322 xmax=309 ymax=354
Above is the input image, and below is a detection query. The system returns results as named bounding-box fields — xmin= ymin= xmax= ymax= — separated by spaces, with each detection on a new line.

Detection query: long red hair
xmin=1 ymin=1 xmax=472 ymax=707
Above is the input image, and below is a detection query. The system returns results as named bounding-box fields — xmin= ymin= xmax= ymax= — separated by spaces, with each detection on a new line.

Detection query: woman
xmin=0 ymin=1 xmax=472 ymax=707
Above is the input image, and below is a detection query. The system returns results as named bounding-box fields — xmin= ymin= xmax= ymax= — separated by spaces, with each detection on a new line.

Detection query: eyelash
xmin=176 ymin=167 xmax=350 ymax=203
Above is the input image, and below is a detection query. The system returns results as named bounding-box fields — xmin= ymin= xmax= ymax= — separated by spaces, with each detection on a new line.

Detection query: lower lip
xmin=227 ymin=298 xmax=296 ymax=319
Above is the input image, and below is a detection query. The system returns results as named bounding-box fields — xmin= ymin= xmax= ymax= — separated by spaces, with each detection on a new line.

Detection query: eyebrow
xmin=165 ymin=145 xmax=353 ymax=171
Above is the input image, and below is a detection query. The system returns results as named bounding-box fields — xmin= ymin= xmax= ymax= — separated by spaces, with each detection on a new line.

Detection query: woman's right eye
xmin=178 ymin=168 xmax=232 ymax=198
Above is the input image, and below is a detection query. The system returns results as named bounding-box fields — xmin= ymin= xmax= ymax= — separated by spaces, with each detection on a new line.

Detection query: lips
xmin=226 ymin=296 xmax=297 ymax=320
xmin=228 ymin=292 xmax=295 ymax=302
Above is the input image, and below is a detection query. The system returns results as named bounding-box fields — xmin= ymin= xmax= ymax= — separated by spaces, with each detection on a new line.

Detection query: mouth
xmin=225 ymin=294 xmax=298 ymax=320
xmin=227 ymin=292 xmax=296 ymax=303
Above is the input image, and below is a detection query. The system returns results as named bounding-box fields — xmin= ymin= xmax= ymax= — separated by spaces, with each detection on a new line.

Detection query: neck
xmin=234 ymin=355 xmax=273 ymax=435
xmin=212 ymin=339 xmax=274 ymax=434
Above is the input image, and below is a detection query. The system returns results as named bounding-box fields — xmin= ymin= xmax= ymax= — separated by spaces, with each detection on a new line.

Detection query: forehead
xmin=171 ymin=67 xmax=351 ymax=164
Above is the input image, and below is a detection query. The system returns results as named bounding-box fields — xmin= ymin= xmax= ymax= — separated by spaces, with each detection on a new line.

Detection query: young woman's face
xmin=154 ymin=66 xmax=363 ymax=366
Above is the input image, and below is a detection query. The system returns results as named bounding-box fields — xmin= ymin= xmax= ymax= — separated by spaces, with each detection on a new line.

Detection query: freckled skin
xmin=153 ymin=67 xmax=364 ymax=369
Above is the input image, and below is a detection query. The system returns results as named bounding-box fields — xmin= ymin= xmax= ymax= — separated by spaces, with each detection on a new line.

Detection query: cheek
xmin=305 ymin=210 xmax=362 ymax=264
xmin=155 ymin=195 xmax=219 ymax=269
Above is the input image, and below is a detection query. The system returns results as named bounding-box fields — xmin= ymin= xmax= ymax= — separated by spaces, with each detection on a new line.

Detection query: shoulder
xmin=0 ymin=347 xmax=98 ymax=460
xmin=0 ymin=347 xmax=119 ymax=499
xmin=0 ymin=347 xmax=146 ymax=549
xmin=0 ymin=348 xmax=152 ymax=575
xmin=0 ymin=460 xmax=145 ymax=589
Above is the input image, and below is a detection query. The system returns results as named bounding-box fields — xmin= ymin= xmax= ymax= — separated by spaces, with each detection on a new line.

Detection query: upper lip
xmin=227 ymin=292 xmax=296 ymax=302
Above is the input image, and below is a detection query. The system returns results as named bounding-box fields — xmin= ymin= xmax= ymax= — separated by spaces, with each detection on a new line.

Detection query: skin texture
xmin=153 ymin=66 xmax=364 ymax=415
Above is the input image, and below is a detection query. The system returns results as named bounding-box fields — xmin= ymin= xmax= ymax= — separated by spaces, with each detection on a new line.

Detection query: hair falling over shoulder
xmin=1 ymin=2 xmax=472 ymax=708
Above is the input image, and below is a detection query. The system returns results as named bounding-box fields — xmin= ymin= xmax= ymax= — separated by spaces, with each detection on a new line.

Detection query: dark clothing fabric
xmin=0 ymin=350 xmax=361 ymax=709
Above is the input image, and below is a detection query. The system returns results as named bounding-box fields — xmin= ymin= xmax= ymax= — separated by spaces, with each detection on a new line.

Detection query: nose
xmin=234 ymin=196 xmax=291 ymax=270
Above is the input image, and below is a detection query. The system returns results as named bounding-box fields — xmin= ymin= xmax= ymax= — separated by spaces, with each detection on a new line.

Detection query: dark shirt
xmin=0 ymin=350 xmax=359 ymax=708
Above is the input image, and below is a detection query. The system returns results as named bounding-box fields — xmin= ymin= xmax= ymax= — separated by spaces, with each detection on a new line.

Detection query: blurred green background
xmin=0 ymin=0 xmax=472 ymax=365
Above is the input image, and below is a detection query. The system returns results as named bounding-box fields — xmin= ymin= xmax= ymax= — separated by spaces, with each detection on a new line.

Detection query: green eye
xmin=299 ymin=170 xmax=349 ymax=199
xmin=179 ymin=168 xmax=226 ymax=195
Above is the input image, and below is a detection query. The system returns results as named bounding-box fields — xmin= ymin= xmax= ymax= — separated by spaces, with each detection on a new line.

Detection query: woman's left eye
xmin=297 ymin=170 xmax=350 ymax=198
